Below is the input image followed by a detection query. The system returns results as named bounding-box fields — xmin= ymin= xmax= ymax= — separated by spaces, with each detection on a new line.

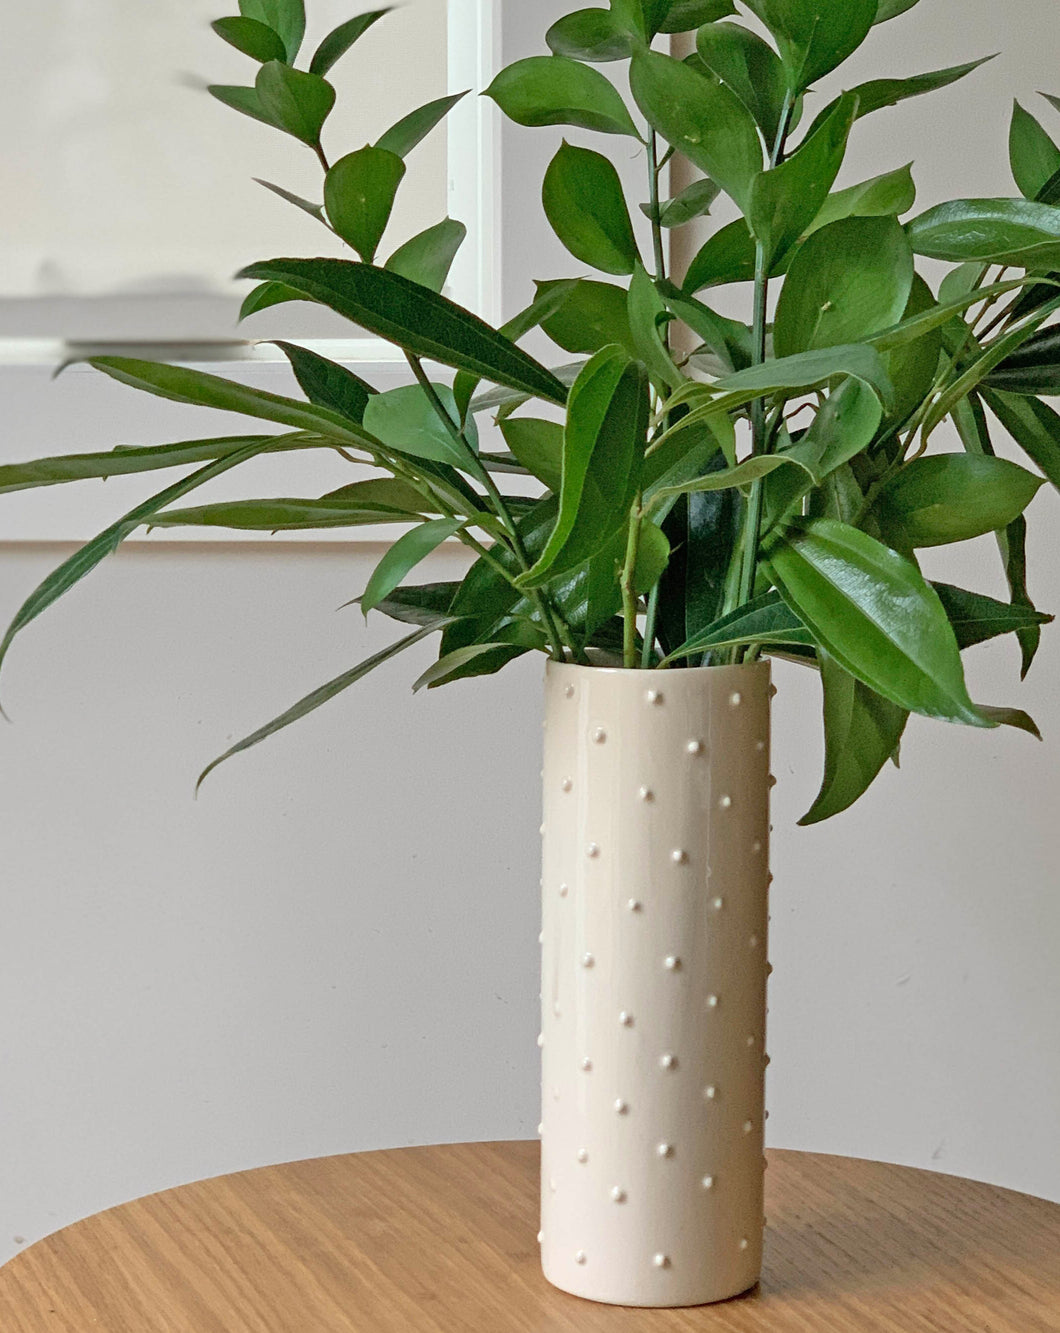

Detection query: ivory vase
xmin=539 ymin=661 xmax=772 ymax=1308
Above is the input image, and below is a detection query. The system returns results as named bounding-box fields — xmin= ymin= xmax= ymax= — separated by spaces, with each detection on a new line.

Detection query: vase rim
xmin=545 ymin=659 xmax=771 ymax=680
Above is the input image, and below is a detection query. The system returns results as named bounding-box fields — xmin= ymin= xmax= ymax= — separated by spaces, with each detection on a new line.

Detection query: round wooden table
xmin=2 ymin=1143 xmax=1058 ymax=1331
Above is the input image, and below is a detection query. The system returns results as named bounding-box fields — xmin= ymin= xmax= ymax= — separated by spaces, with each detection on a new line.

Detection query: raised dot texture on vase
xmin=619 ymin=1011 xmax=634 ymax=1027
xmin=653 ymin=1253 xmax=670 ymax=1269
xmin=769 ymin=684 xmax=778 ymax=698
xmin=581 ymin=1057 xmax=593 ymax=1072
xmin=550 ymin=1177 xmax=557 ymax=1192
xmin=767 ymin=774 xmax=778 ymax=789
xmin=749 ymin=934 xmax=759 ymax=948
xmin=671 ymin=848 xmax=689 ymax=865
xmin=664 ymin=955 xmax=681 ymax=971
xmin=539 ymin=823 xmax=546 ymax=835
xmin=637 ymin=786 xmax=654 ymax=802
xmin=561 ymin=777 xmax=572 ymax=793
xmin=743 ymin=1120 xmax=754 ymax=1134
xmin=628 ymin=898 xmax=643 ymax=912
xmin=538 ymin=932 xmax=544 ymax=944
xmin=592 ymin=727 xmax=607 ymax=744
xmin=686 ymin=739 xmax=703 ymax=755
xmin=746 ymin=1035 xmax=756 ymax=1048
xmin=657 ymin=1142 xmax=674 ymax=1158
xmin=755 ymin=739 xmax=766 ymax=752
xmin=581 ymin=952 xmax=595 ymax=968
xmin=729 ymin=692 xmax=742 ymax=707
xmin=764 ymin=1053 xmax=772 ymax=1067
xmin=646 ymin=689 xmax=664 ymax=706
xmin=537 ymin=1122 xmax=544 ymax=1135
xmin=766 ymin=961 xmax=774 ymax=975
xmin=537 ymin=1230 xmax=543 ymax=1244
xmin=610 ymin=1186 xmax=627 ymax=1203
xmin=575 ymin=1250 xmax=587 ymax=1265
xmin=586 ymin=843 xmax=600 ymax=859
xmin=719 ymin=794 xmax=733 ymax=810
xmin=704 ymin=1084 xmax=717 ymax=1100
xmin=577 ymin=1148 xmax=588 ymax=1163
xmin=659 ymin=1052 xmax=677 ymax=1070
xmin=564 ymin=684 xmax=575 ymax=698
xmin=740 ymin=1237 xmax=749 ymax=1251
xmin=536 ymin=1033 xmax=544 ymax=1048
xmin=701 ymin=1175 xmax=714 ymax=1190
xmin=614 ymin=1098 xmax=629 ymax=1114
xmin=711 ymin=897 xmax=724 ymax=911
xmin=559 ymin=883 xmax=568 ymax=898
xmin=752 ymin=840 xmax=763 ymax=854
xmin=706 ymin=993 xmax=719 ymax=1008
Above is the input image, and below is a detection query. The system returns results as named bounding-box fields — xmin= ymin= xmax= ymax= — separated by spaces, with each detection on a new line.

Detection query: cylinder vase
xmin=539 ymin=660 xmax=772 ymax=1308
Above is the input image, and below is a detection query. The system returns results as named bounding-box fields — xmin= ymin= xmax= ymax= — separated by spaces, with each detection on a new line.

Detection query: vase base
xmin=543 ymin=1265 xmax=761 ymax=1309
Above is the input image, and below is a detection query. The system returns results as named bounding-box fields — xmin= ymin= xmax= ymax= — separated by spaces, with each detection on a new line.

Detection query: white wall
xmin=1 ymin=0 xmax=1059 ymax=1267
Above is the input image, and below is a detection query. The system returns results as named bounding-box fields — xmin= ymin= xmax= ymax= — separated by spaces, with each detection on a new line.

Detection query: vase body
xmin=539 ymin=660 xmax=772 ymax=1308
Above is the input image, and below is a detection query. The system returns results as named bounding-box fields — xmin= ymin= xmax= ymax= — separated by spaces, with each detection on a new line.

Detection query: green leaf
xmin=0 ymin=440 xmax=279 ymax=681
xmin=821 ymin=56 xmax=996 ymax=127
xmin=255 ymin=178 xmax=325 ymax=222
xmin=880 ymin=274 xmax=941 ymax=427
xmin=310 ymin=9 xmax=391 ymax=76
xmin=366 ymin=582 xmax=459 ymax=628
xmin=536 ymin=278 xmax=634 ymax=357
xmin=363 ymin=383 xmax=478 ymax=470
xmin=874 ymin=0 xmax=920 ymax=21
xmin=239 ymin=0 xmax=305 ymax=61
xmin=655 ymin=0 xmax=737 ymax=31
xmin=255 ymin=61 xmax=335 ymax=147
xmin=907 ymin=198 xmax=1060 ymax=267
xmin=412 ymin=636 xmax=542 ymax=692
xmin=808 ymin=164 xmax=917 ymax=235
xmin=710 ymin=342 xmax=895 ymax=411
xmin=542 ymin=142 xmax=639 ymax=275
xmin=983 ymin=326 xmax=1060 ymax=396
xmin=763 ymin=516 xmax=992 ymax=726
xmin=1010 ymin=101 xmax=1060 ymax=200
xmin=197 ymin=627 xmax=436 ymax=790
xmin=630 ymin=49 xmax=762 ymax=212
xmin=86 ymin=356 xmax=368 ymax=444
xmin=0 ymin=434 xmax=330 ymax=496
xmin=651 ymin=178 xmax=721 ymax=229
xmin=385 ymin=219 xmax=466 ymax=292
xmin=361 ymin=519 xmax=466 ymax=616
xmin=742 ymin=0 xmax=878 ymax=91
xmin=546 ymin=9 xmax=634 ymax=61
xmin=377 ymin=91 xmax=468 ymax=158
xmin=324 ymin=147 xmax=405 ymax=262
xmin=208 ymin=84 xmax=274 ymax=129
xmin=647 ymin=453 xmax=806 ymax=511
xmin=662 ymin=591 xmax=812 ymax=663
xmin=211 ymin=16 xmax=287 ymax=63
xmin=627 ymin=263 xmax=682 ymax=391
xmin=485 ymin=56 xmax=640 ymax=137
xmin=872 ymin=454 xmax=1043 ymax=549
xmin=499 ymin=418 xmax=564 ymax=492
xmin=517 ymin=346 xmax=649 ymax=587
xmin=682 ymin=219 xmax=757 ymax=292
xmin=657 ymin=281 xmax=752 ymax=372
xmin=777 ymin=378 xmax=883 ymax=485
xmin=240 ymin=258 xmax=568 ymax=405
xmin=749 ymin=93 xmax=858 ymax=266
xmin=149 ymin=497 xmax=422 ymax=532
xmin=932 ymin=581 xmax=1054 ymax=651
xmin=696 ymin=22 xmax=788 ymax=144
xmin=800 ymin=652 xmax=909 ymax=824
xmin=981 ymin=388 xmax=1060 ymax=489
xmin=774 ymin=216 xmax=914 ymax=357
xmin=239 ymin=280 xmax=301 ymax=319
xmin=271 ymin=341 xmax=375 ymax=423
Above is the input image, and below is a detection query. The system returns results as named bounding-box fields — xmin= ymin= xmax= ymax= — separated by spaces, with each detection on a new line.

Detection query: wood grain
xmin=1 ymin=1143 xmax=1059 ymax=1331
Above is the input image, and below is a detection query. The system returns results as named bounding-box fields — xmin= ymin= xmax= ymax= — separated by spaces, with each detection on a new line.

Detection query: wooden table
xmin=2 ymin=1143 xmax=1058 ymax=1331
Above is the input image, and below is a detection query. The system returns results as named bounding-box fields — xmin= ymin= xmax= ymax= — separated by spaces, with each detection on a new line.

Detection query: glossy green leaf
xmin=742 ymin=0 xmax=878 ymax=91
xmin=546 ymin=9 xmax=634 ymax=61
xmin=682 ymin=219 xmax=757 ymax=292
xmin=212 ymin=17 xmax=287 ymax=63
xmin=647 ymin=453 xmax=806 ymax=511
xmin=239 ymin=0 xmax=305 ymax=61
xmin=1010 ymin=101 xmax=1060 ymax=199
xmin=809 ymin=165 xmax=917 ymax=234
xmin=981 ymin=389 xmax=1060 ymax=488
xmin=696 ymin=22 xmax=788 ymax=144
xmin=86 ymin=356 xmax=368 ymax=444
xmin=535 ymin=278 xmax=634 ymax=356
xmin=825 ymin=56 xmax=996 ymax=126
xmin=778 ymin=379 xmax=884 ymax=484
xmin=310 ymin=9 xmax=391 ymax=76
xmin=208 ymin=83 xmax=274 ymax=129
xmin=361 ymin=518 xmax=466 ymax=616
xmin=240 ymin=258 xmax=568 ymax=405
xmin=239 ymin=280 xmax=301 ymax=319
xmin=628 ymin=263 xmax=682 ymax=391
xmin=749 ymin=93 xmax=858 ymax=266
xmin=932 ymin=581 xmax=1054 ymax=650
xmin=650 ymin=178 xmax=721 ymax=229
xmin=0 ymin=440 xmax=279 ymax=681
xmin=0 ymin=434 xmax=327 ymax=496
xmin=709 ymin=342 xmax=895 ymax=411
xmin=363 ymin=383 xmax=478 ymax=470
xmin=518 ymin=347 xmax=649 ymax=587
xmin=197 ymin=627 xmax=437 ymax=790
xmin=662 ymin=591 xmax=812 ymax=663
xmin=499 ymin=418 xmax=564 ymax=492
xmin=763 ymin=517 xmax=991 ymax=726
xmin=801 ymin=652 xmax=909 ymax=824
xmin=907 ymin=198 xmax=1060 ymax=267
xmin=872 ymin=454 xmax=1043 ymax=549
xmin=629 ymin=49 xmax=762 ymax=212
xmin=324 ymin=147 xmax=405 ymax=261
xmin=385 ymin=219 xmax=466 ymax=292
xmin=984 ymin=326 xmax=1060 ymax=396
xmin=377 ymin=92 xmax=468 ymax=158
xmin=413 ymin=632 xmax=544 ymax=692
xmin=485 ymin=56 xmax=640 ymax=137
xmin=366 ymin=582 xmax=459 ymax=628
xmin=657 ymin=281 xmax=752 ymax=372
xmin=774 ymin=216 xmax=914 ymax=357
xmin=874 ymin=0 xmax=920 ymax=21
xmin=879 ymin=275 xmax=941 ymax=428
xmin=149 ymin=497 xmax=422 ymax=532
xmin=542 ymin=143 xmax=639 ymax=275
xmin=255 ymin=62 xmax=335 ymax=147
xmin=271 ymin=341 xmax=375 ymax=423
xmin=255 ymin=178 xmax=326 ymax=223
xmin=655 ymin=0 xmax=737 ymax=32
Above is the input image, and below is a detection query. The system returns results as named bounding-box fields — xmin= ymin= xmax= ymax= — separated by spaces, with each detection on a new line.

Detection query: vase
xmin=538 ymin=659 xmax=772 ymax=1308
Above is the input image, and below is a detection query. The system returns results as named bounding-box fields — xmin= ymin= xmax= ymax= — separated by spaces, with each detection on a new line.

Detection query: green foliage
xmin=4 ymin=0 xmax=1055 ymax=822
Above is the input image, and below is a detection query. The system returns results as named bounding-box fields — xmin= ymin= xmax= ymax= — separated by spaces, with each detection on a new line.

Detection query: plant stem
xmin=404 ymin=353 xmax=569 ymax=661
xmin=641 ymin=584 xmax=661 ymax=669
xmin=648 ymin=135 xmax=667 ymax=284
xmin=314 ymin=143 xmax=331 ymax=174
xmin=621 ymin=498 xmax=643 ymax=669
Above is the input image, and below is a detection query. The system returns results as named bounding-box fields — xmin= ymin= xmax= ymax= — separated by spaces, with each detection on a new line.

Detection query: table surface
xmin=1 ymin=1142 xmax=1059 ymax=1332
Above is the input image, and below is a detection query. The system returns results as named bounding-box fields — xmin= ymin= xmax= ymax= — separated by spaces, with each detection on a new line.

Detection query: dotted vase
xmin=539 ymin=660 xmax=772 ymax=1307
